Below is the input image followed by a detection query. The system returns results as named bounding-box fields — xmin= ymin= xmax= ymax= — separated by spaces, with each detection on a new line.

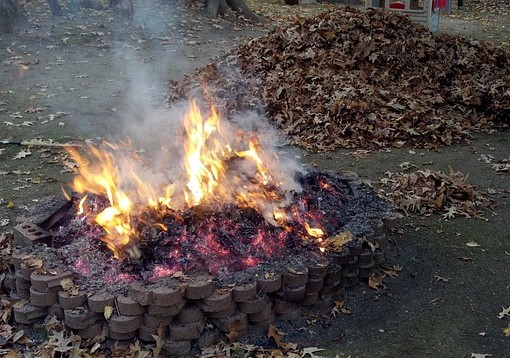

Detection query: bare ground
xmin=1 ymin=1 xmax=510 ymax=357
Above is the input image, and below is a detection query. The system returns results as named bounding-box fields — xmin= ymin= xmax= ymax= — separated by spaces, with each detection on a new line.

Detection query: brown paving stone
xmin=87 ymin=292 xmax=116 ymax=313
xmin=109 ymin=330 xmax=138 ymax=340
xmin=48 ymin=304 xmax=64 ymax=320
xmin=2 ymin=272 xmax=16 ymax=292
xmin=148 ymin=299 xmax=186 ymax=317
xmin=273 ymin=299 xmax=299 ymax=315
xmin=277 ymin=310 xmax=302 ymax=321
xmin=76 ymin=321 xmax=104 ymax=339
xmin=196 ymin=328 xmax=222 ymax=349
xmin=358 ymin=262 xmax=375 ymax=279
xmin=178 ymin=303 xmax=204 ymax=323
xmin=109 ymin=314 xmax=142 ymax=334
xmin=374 ymin=233 xmax=388 ymax=250
xmin=30 ymin=286 xmax=58 ymax=307
xmin=207 ymin=300 xmax=236 ymax=319
xmin=238 ymin=294 xmax=269 ymax=315
xmin=150 ymin=286 xmax=183 ymax=307
xmin=373 ymin=249 xmax=384 ymax=265
xmin=20 ymin=263 xmax=35 ymax=281
xmin=305 ymin=275 xmax=324 ymax=294
xmin=117 ymin=295 xmax=145 ymax=316
xmin=358 ymin=250 xmax=374 ymax=266
xmin=11 ymin=248 xmax=25 ymax=270
xmin=185 ymin=275 xmax=213 ymax=300
xmin=257 ymin=273 xmax=282 ymax=293
xmin=373 ymin=219 xmax=385 ymax=236
xmin=58 ymin=291 xmax=87 ymax=310
xmin=283 ymin=285 xmax=306 ymax=303
xmin=248 ymin=303 xmax=272 ymax=323
xmin=162 ymin=340 xmax=192 ymax=357
xmin=250 ymin=314 xmax=274 ymax=330
xmin=15 ymin=271 xmax=31 ymax=291
xmin=348 ymin=240 xmax=363 ymax=256
xmin=321 ymin=282 xmax=346 ymax=301
xmin=64 ymin=308 xmax=102 ymax=330
xmin=198 ymin=290 xmax=232 ymax=313
xmin=13 ymin=222 xmax=52 ymax=247
xmin=168 ymin=320 xmax=205 ymax=340
xmin=301 ymin=291 xmax=320 ymax=306
xmin=308 ymin=259 xmax=330 ymax=278
xmin=342 ymin=269 xmax=359 ymax=288
xmin=283 ymin=267 xmax=308 ymax=288
xmin=210 ymin=312 xmax=247 ymax=333
xmin=232 ymin=281 xmax=257 ymax=302
xmin=129 ymin=281 xmax=151 ymax=305
xmin=13 ymin=304 xmax=47 ymax=324
xmin=30 ymin=270 xmax=74 ymax=293
xmin=18 ymin=289 xmax=31 ymax=300
xmin=143 ymin=312 xmax=173 ymax=329
xmin=324 ymin=264 xmax=342 ymax=286
xmin=138 ymin=324 xmax=159 ymax=342
xmin=327 ymin=248 xmax=351 ymax=266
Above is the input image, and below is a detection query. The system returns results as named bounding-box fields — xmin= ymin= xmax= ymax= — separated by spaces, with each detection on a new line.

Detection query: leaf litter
xmin=169 ymin=7 xmax=510 ymax=152
xmin=379 ymin=166 xmax=493 ymax=219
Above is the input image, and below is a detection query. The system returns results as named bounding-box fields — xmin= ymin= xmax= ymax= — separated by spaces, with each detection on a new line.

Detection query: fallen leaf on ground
xmin=503 ymin=326 xmax=510 ymax=337
xmin=331 ymin=300 xmax=352 ymax=317
xmin=268 ymin=325 xmax=297 ymax=350
xmin=151 ymin=325 xmax=165 ymax=357
xmin=434 ymin=275 xmax=450 ymax=283
xmin=12 ymin=150 xmax=31 ymax=160
xmin=466 ymin=241 xmax=481 ymax=247
xmin=368 ymin=273 xmax=386 ymax=291
xmin=323 ymin=231 xmax=353 ymax=251
xmin=227 ymin=319 xmax=244 ymax=342
xmin=498 ymin=306 xmax=510 ymax=319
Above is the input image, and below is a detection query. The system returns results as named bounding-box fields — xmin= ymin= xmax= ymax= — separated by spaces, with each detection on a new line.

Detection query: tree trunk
xmin=110 ymin=0 xmax=134 ymax=17
xmin=69 ymin=0 xmax=80 ymax=14
xmin=206 ymin=0 xmax=260 ymax=21
xmin=0 ymin=0 xmax=23 ymax=33
xmin=47 ymin=0 xmax=62 ymax=16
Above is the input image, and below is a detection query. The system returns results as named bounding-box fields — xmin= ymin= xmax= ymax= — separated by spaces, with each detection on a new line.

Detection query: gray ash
xmin=49 ymin=170 xmax=393 ymax=293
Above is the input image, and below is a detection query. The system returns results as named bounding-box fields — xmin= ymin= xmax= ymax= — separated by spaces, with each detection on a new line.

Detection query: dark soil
xmin=1 ymin=1 xmax=509 ymax=357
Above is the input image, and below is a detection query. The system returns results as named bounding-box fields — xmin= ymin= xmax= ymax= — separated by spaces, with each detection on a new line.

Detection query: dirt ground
xmin=1 ymin=1 xmax=510 ymax=357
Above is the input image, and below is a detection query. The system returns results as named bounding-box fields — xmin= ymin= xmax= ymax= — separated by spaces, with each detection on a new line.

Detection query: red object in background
xmin=433 ymin=0 xmax=447 ymax=10
xmin=389 ymin=1 xmax=405 ymax=9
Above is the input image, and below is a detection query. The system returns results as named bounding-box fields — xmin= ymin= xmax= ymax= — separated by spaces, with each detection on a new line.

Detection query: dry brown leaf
xmin=503 ymin=326 xmax=510 ymax=337
xmin=324 ymin=231 xmax=353 ymax=252
xmin=368 ymin=273 xmax=386 ymax=291
xmin=151 ymin=325 xmax=165 ymax=357
xmin=267 ymin=325 xmax=297 ymax=350
xmin=227 ymin=319 xmax=244 ymax=343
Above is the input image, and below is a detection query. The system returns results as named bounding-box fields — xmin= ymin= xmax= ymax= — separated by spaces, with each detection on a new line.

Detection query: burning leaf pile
xmin=380 ymin=167 xmax=493 ymax=219
xmin=52 ymin=101 xmax=392 ymax=286
xmin=169 ymin=7 xmax=510 ymax=151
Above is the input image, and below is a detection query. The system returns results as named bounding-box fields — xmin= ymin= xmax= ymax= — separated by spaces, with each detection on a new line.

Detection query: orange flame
xmin=67 ymin=100 xmax=316 ymax=259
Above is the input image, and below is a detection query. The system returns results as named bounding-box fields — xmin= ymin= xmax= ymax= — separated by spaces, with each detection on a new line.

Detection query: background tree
xmin=205 ymin=0 xmax=260 ymax=21
xmin=0 ymin=0 xmax=23 ymax=33
xmin=47 ymin=0 xmax=62 ymax=16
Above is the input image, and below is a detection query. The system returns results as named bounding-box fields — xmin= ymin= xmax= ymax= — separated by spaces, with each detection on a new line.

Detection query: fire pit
xmin=4 ymin=101 xmax=395 ymax=355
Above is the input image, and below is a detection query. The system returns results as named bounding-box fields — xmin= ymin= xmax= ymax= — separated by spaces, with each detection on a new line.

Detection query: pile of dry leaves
xmin=169 ymin=7 xmax=510 ymax=151
xmin=380 ymin=167 xmax=493 ymax=219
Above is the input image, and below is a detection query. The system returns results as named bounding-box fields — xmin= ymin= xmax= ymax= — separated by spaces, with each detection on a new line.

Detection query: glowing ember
xmin=67 ymin=100 xmax=304 ymax=260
